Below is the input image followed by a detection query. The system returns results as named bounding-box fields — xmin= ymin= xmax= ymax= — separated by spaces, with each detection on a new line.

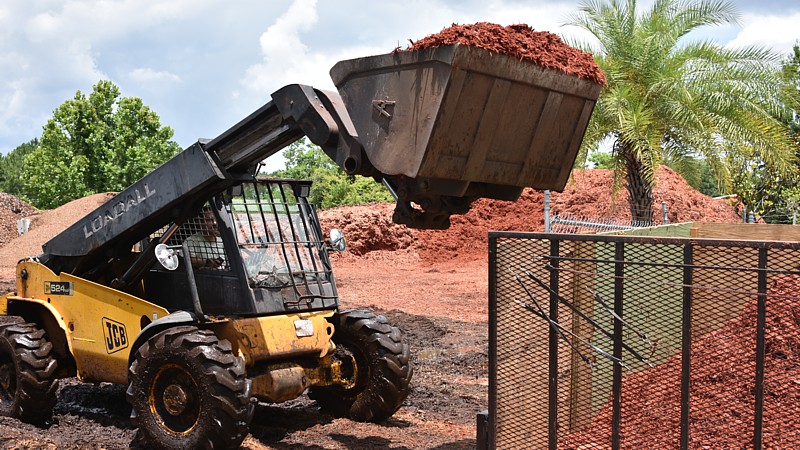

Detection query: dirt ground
xmin=0 ymin=167 xmax=741 ymax=449
xmin=0 ymin=256 xmax=489 ymax=450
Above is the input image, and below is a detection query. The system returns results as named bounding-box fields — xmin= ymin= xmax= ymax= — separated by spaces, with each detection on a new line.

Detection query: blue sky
xmin=2 ymin=0 xmax=799 ymax=171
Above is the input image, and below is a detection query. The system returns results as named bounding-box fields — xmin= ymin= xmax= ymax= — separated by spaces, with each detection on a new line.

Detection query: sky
xmin=2 ymin=0 xmax=800 ymax=172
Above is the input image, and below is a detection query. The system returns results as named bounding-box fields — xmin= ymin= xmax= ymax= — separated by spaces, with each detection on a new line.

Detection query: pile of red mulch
xmin=560 ymin=275 xmax=800 ymax=449
xmin=400 ymin=22 xmax=606 ymax=86
xmin=1 ymin=168 xmax=738 ymax=269
xmin=321 ymin=167 xmax=739 ymax=264
xmin=550 ymin=166 xmax=741 ymax=224
xmin=316 ymin=203 xmax=415 ymax=256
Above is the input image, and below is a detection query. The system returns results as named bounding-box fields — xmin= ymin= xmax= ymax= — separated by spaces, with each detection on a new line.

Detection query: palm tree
xmin=567 ymin=0 xmax=797 ymax=222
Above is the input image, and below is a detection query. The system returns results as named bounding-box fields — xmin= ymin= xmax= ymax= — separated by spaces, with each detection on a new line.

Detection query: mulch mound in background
xmin=320 ymin=167 xmax=740 ymax=264
xmin=400 ymin=22 xmax=606 ymax=86
xmin=0 ymin=168 xmax=738 ymax=270
xmin=560 ymin=274 xmax=800 ymax=449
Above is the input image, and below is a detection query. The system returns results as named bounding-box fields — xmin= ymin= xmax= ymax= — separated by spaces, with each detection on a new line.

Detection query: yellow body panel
xmin=216 ymin=311 xmax=335 ymax=366
xmin=3 ymin=260 xmax=338 ymax=394
xmin=9 ymin=260 xmax=169 ymax=384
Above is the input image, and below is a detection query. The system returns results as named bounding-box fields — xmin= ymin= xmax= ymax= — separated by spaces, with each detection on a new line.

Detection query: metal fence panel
xmin=488 ymin=232 xmax=800 ymax=450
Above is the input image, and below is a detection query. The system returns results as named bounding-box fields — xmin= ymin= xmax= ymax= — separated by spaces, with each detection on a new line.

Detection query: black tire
xmin=309 ymin=309 xmax=412 ymax=422
xmin=0 ymin=318 xmax=59 ymax=424
xmin=126 ymin=326 xmax=253 ymax=449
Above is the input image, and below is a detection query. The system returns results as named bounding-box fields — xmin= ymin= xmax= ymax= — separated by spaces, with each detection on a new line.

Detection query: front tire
xmin=126 ymin=326 xmax=253 ymax=449
xmin=0 ymin=318 xmax=59 ymax=424
xmin=309 ymin=309 xmax=412 ymax=422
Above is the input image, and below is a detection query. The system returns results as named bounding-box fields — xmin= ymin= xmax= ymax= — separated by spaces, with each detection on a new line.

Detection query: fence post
xmin=544 ymin=190 xmax=551 ymax=233
xmin=569 ymin=240 xmax=596 ymax=432
xmin=662 ymin=201 xmax=668 ymax=225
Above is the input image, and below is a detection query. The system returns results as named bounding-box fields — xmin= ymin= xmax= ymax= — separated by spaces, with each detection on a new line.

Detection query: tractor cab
xmin=146 ymin=178 xmax=343 ymax=317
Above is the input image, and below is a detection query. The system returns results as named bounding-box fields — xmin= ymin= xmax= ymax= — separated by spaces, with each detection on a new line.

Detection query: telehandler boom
xmin=0 ymin=44 xmax=601 ymax=449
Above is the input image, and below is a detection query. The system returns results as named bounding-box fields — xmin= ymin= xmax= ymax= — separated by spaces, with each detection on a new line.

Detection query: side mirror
xmin=328 ymin=229 xmax=346 ymax=253
xmin=155 ymin=243 xmax=180 ymax=270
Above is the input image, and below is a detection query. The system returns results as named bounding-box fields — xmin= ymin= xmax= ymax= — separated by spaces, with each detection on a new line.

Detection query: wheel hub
xmin=149 ymin=365 xmax=200 ymax=434
xmin=162 ymin=383 xmax=189 ymax=416
xmin=333 ymin=347 xmax=359 ymax=390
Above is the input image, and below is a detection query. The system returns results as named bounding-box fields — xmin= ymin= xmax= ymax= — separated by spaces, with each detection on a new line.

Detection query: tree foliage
xmin=569 ymin=0 xmax=797 ymax=222
xmin=0 ymin=138 xmax=38 ymax=197
xmin=587 ymin=150 xmax=616 ymax=169
xmin=21 ymin=81 xmax=181 ymax=209
xmin=268 ymin=139 xmax=393 ymax=208
xmin=723 ymin=43 xmax=800 ymax=223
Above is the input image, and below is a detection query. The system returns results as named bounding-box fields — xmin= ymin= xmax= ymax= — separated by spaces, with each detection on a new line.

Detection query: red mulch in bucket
xmin=399 ymin=22 xmax=606 ymax=85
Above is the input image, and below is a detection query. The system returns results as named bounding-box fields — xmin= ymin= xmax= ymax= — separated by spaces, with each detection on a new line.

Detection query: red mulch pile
xmin=550 ymin=167 xmax=742 ymax=224
xmin=560 ymin=274 xmax=800 ymax=449
xmin=316 ymin=203 xmax=415 ymax=256
xmin=400 ymin=22 xmax=607 ymax=86
xmin=321 ymin=167 xmax=740 ymax=264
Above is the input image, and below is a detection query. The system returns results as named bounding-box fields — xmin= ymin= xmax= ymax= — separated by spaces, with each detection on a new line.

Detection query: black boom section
xmin=42 ymin=144 xmax=226 ymax=259
xmin=37 ymin=84 xmax=354 ymax=277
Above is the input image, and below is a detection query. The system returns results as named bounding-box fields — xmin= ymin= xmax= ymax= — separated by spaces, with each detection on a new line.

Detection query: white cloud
xmin=26 ymin=0 xmax=220 ymax=42
xmin=239 ymin=0 xmax=585 ymax=97
xmin=725 ymin=12 xmax=800 ymax=56
xmin=129 ymin=68 xmax=181 ymax=83
xmin=0 ymin=0 xmax=225 ymax=152
xmin=0 ymin=80 xmax=34 ymax=138
xmin=3 ymin=0 xmax=800 ymax=159
xmin=240 ymin=0 xmax=326 ymax=94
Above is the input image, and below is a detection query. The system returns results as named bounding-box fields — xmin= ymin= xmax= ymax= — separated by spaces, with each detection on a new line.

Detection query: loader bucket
xmin=330 ymin=44 xmax=602 ymax=192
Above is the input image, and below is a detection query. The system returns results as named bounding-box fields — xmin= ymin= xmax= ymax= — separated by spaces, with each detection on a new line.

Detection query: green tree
xmin=22 ymin=81 xmax=180 ymax=209
xmin=781 ymin=43 xmax=800 ymax=135
xmin=569 ymin=0 xmax=797 ymax=222
xmin=0 ymin=138 xmax=38 ymax=196
xmin=723 ymin=43 xmax=800 ymax=222
xmin=587 ymin=149 xmax=616 ymax=169
xmin=269 ymin=139 xmax=393 ymax=208
xmin=696 ymin=159 xmax=722 ymax=198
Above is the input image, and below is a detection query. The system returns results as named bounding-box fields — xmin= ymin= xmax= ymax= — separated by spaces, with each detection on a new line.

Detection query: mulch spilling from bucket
xmin=400 ymin=22 xmax=606 ymax=85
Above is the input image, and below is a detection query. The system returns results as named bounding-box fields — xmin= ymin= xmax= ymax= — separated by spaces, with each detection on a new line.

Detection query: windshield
xmin=229 ymin=181 xmax=324 ymax=288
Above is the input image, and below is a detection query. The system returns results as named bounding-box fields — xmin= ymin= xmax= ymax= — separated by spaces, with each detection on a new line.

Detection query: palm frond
xmin=572 ymin=0 xmax=797 ymax=221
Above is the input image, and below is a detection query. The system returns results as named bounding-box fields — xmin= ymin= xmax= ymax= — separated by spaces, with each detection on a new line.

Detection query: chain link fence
xmin=543 ymin=190 xmax=669 ymax=233
xmin=547 ymin=214 xmax=657 ymax=234
xmin=487 ymin=232 xmax=800 ymax=449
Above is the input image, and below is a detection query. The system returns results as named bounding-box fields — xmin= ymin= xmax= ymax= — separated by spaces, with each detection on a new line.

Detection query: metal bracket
xmin=372 ymin=100 xmax=395 ymax=118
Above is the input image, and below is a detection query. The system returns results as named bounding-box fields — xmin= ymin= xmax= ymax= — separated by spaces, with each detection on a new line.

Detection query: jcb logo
xmin=102 ymin=318 xmax=128 ymax=354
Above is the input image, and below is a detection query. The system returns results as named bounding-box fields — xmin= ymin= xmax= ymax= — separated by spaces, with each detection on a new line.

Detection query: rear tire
xmin=126 ymin=326 xmax=253 ymax=449
xmin=0 ymin=318 xmax=59 ymax=424
xmin=309 ymin=309 xmax=412 ymax=422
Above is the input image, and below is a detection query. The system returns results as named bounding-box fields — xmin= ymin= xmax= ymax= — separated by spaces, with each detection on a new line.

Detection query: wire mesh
xmin=489 ymin=233 xmax=800 ymax=450
xmin=148 ymin=182 xmax=334 ymax=306
xmin=549 ymin=213 xmax=659 ymax=234
xmin=170 ymin=206 xmax=230 ymax=271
